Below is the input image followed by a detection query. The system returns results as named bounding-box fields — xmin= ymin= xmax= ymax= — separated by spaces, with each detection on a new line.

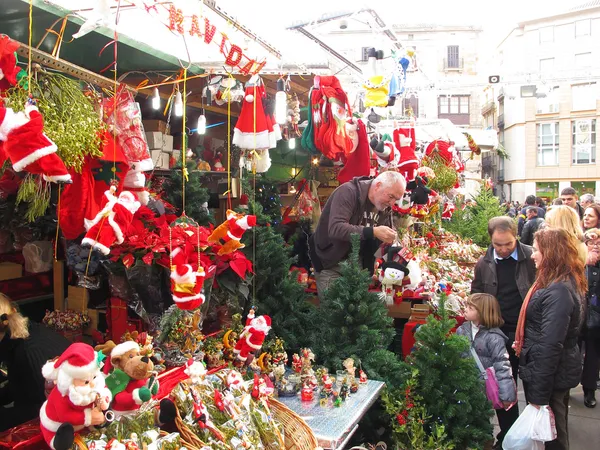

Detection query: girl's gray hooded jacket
xmin=457 ymin=322 xmax=517 ymax=403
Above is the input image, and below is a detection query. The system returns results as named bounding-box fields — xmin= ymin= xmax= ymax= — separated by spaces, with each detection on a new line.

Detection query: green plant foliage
xmin=443 ymin=185 xmax=506 ymax=247
xmin=407 ymin=293 xmax=493 ymax=449
xmin=422 ymin=154 xmax=458 ymax=195
xmin=163 ymin=161 xmax=213 ymax=226
xmin=314 ymin=234 xmax=408 ymax=388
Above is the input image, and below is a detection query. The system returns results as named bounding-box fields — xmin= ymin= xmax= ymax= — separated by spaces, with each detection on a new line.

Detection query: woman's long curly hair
xmin=533 ymin=227 xmax=587 ymax=296
xmin=0 ymin=293 xmax=29 ymax=339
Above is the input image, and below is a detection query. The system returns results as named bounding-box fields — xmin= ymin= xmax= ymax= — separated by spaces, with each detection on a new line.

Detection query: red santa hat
xmin=3 ymin=104 xmax=71 ymax=183
xmin=237 ymin=214 xmax=257 ymax=230
xmin=42 ymin=343 xmax=99 ymax=395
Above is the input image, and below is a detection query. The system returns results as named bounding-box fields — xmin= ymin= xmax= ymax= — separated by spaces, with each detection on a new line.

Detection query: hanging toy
xmin=442 ymin=201 xmax=456 ymax=220
xmin=393 ymin=122 xmax=419 ymax=182
xmin=82 ymin=187 xmax=141 ymax=255
xmin=287 ymin=92 xmax=301 ymax=137
xmin=170 ymin=245 xmax=206 ymax=311
xmin=370 ymin=133 xmax=400 ymax=171
xmin=379 ymin=246 xmax=411 ymax=305
xmin=388 ymin=51 xmax=412 ymax=106
xmin=233 ymin=310 xmax=271 ymax=365
xmin=363 ymin=48 xmax=391 ymax=108
xmin=207 ymin=209 xmax=257 ymax=255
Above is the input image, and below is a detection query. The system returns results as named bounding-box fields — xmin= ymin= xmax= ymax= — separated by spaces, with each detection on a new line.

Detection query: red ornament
xmin=396 ymin=413 xmax=407 ymax=425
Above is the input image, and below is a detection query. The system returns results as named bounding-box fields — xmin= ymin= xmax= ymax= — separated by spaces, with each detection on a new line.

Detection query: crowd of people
xmin=470 ymin=187 xmax=600 ymax=450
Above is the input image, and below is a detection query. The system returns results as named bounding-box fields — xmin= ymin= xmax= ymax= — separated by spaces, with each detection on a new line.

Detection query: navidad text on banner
xmin=135 ymin=0 xmax=267 ymax=75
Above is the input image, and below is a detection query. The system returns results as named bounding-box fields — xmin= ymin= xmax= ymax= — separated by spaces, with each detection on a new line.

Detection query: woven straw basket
xmin=174 ymin=397 xmax=318 ymax=450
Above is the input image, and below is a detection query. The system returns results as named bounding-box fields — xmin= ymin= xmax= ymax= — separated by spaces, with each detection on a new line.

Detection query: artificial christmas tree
xmin=162 ymin=161 xmax=213 ymax=226
xmin=314 ymin=234 xmax=407 ymax=388
xmin=407 ymin=293 xmax=493 ymax=449
xmin=253 ymin=179 xmax=282 ymax=225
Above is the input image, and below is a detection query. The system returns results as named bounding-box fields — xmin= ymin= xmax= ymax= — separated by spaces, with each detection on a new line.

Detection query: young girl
xmin=457 ymin=294 xmax=517 ymax=417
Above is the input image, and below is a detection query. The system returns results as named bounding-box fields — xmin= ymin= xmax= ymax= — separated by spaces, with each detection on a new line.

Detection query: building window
xmin=536 ymin=182 xmax=559 ymax=201
xmin=536 ymin=87 xmax=559 ymax=114
xmin=572 ymin=119 xmax=596 ymax=165
xmin=537 ymin=122 xmax=559 ymax=166
xmin=447 ymin=45 xmax=460 ymax=68
xmin=572 ymin=83 xmax=596 ymax=111
xmin=539 ymin=58 xmax=554 ymax=73
xmin=438 ymin=95 xmax=470 ymax=125
xmin=539 ymin=26 xmax=554 ymax=43
xmin=573 ymin=181 xmax=596 ymax=196
xmin=575 ymin=52 xmax=592 ymax=68
xmin=575 ymin=19 xmax=591 ymax=37
xmin=360 ymin=47 xmax=370 ymax=62
xmin=402 ymin=94 xmax=419 ymax=117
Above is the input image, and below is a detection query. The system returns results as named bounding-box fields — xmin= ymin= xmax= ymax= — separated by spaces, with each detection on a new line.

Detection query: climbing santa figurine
xmin=233 ymin=309 xmax=271 ymax=365
xmin=169 ymin=245 xmax=206 ymax=311
xmin=393 ymin=124 xmax=419 ymax=182
xmin=0 ymin=100 xmax=71 ymax=183
xmin=40 ymin=343 xmax=112 ymax=450
xmin=82 ymin=186 xmax=141 ymax=255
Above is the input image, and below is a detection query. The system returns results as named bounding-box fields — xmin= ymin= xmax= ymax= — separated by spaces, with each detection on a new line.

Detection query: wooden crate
xmin=409 ymin=304 xmax=431 ymax=321
xmin=0 ymin=262 xmax=22 ymax=281
xmin=387 ymin=301 xmax=412 ymax=319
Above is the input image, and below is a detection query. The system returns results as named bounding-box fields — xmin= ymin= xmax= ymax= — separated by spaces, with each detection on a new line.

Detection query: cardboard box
xmin=162 ymin=134 xmax=174 ymax=153
xmin=67 ymin=285 xmax=89 ymax=311
xmin=151 ymin=150 xmax=170 ymax=169
xmin=387 ymin=301 xmax=412 ymax=319
xmin=143 ymin=120 xmax=168 ymax=133
xmin=145 ymin=131 xmax=164 ymax=149
xmin=0 ymin=262 xmax=22 ymax=281
xmin=409 ymin=304 xmax=431 ymax=321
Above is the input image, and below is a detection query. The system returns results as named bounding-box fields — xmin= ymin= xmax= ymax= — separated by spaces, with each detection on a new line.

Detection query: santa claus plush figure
xmin=0 ymin=100 xmax=71 ymax=183
xmin=393 ymin=125 xmax=419 ymax=182
xmin=40 ymin=343 xmax=112 ymax=450
xmin=170 ymin=246 xmax=206 ymax=311
xmin=233 ymin=310 xmax=271 ymax=365
xmin=82 ymin=186 xmax=141 ymax=255
xmin=122 ymin=170 xmax=149 ymax=205
xmin=184 ymin=358 xmax=208 ymax=385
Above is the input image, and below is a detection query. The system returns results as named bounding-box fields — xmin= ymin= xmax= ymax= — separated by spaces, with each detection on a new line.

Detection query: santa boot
xmin=53 ymin=423 xmax=75 ymax=450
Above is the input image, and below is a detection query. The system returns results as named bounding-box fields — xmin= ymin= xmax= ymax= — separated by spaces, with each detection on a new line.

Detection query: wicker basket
xmin=173 ymin=396 xmax=318 ymax=450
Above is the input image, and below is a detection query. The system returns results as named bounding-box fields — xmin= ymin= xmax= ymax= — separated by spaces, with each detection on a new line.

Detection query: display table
xmin=277 ymin=379 xmax=385 ymax=449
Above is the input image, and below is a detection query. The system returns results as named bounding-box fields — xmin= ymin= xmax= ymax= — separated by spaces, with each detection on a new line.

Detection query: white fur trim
xmin=81 ymin=238 xmax=111 ymax=256
xmin=130 ymin=158 xmax=154 ymax=172
xmin=0 ymin=109 xmax=28 ymax=141
xmin=39 ymin=401 xmax=62 ymax=432
xmin=59 ymin=359 xmax=99 ymax=380
xmin=232 ymin=129 xmax=271 ymax=150
xmin=12 ymin=142 xmax=58 ymax=172
xmin=83 ymin=408 xmax=93 ymax=427
xmin=170 ymin=265 xmax=195 ymax=283
xmin=132 ymin=389 xmax=144 ymax=405
xmin=111 ymin=341 xmax=140 ymax=358
xmin=42 ymin=360 xmax=59 ymax=380
xmin=84 ymin=198 xmax=118 ymax=231
xmin=226 ymin=230 xmax=242 ymax=241
xmin=43 ymin=173 xmax=72 ymax=183
xmin=245 ymin=335 xmax=263 ymax=350
xmin=172 ymin=292 xmax=205 ymax=303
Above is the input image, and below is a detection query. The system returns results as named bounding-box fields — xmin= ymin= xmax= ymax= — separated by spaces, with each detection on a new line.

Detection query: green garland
xmin=5 ymin=71 xmax=104 ymax=172
xmin=421 ymin=154 xmax=458 ymax=195
xmin=15 ymin=174 xmax=50 ymax=222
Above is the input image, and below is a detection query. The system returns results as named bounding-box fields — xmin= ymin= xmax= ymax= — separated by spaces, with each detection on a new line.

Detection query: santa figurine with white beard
xmin=233 ymin=311 xmax=271 ymax=365
xmin=40 ymin=343 xmax=111 ymax=450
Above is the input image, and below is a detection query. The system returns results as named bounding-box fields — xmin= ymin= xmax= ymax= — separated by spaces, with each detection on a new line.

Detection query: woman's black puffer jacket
xmin=519 ymin=280 xmax=583 ymax=405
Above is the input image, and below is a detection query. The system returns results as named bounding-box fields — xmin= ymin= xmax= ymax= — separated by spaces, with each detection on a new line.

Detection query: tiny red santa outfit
xmin=170 ymin=246 xmax=206 ymax=311
xmin=393 ymin=125 xmax=419 ymax=182
xmin=338 ymin=119 xmax=371 ymax=184
xmin=0 ymin=101 xmax=71 ymax=183
xmin=82 ymin=187 xmax=141 ymax=255
xmin=233 ymin=313 xmax=271 ymax=362
xmin=40 ymin=343 xmax=111 ymax=450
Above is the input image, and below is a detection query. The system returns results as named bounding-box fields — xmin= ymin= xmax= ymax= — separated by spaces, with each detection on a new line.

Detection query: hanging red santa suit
xmin=82 ymin=187 xmax=141 ymax=255
xmin=393 ymin=125 xmax=419 ymax=182
xmin=170 ymin=245 xmax=206 ymax=311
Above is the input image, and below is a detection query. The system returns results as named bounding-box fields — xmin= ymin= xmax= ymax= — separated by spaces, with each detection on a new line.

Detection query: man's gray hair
xmin=581 ymin=193 xmax=594 ymax=204
xmin=488 ymin=216 xmax=517 ymax=237
xmin=374 ymin=171 xmax=407 ymax=189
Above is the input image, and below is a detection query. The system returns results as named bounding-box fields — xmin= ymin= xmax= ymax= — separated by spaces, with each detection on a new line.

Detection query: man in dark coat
xmin=309 ymin=171 xmax=406 ymax=299
xmin=520 ymin=206 xmax=544 ymax=246
xmin=471 ymin=216 xmax=537 ymax=449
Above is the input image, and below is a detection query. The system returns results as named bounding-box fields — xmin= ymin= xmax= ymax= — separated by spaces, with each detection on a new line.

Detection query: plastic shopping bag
xmin=503 ymin=404 xmax=552 ymax=450
xmin=531 ymin=405 xmax=557 ymax=442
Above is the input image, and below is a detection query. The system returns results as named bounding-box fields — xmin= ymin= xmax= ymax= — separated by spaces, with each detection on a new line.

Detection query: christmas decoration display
xmin=380 ymin=247 xmax=411 ymax=305
xmin=208 ymin=209 xmax=257 ymax=256
xmin=40 ymin=343 xmax=112 ymax=450
xmin=82 ymin=187 xmax=142 ymax=256
xmin=0 ymin=100 xmax=71 ymax=183
xmin=370 ymin=133 xmax=400 ymax=171
xmin=157 ymin=306 xmax=205 ymax=367
xmin=43 ymin=310 xmax=91 ymax=332
xmin=203 ymin=76 xmax=245 ymax=106
xmin=0 ymin=35 xmax=26 ymax=92
xmin=170 ymin=245 xmax=206 ymax=311
xmin=162 ymin=161 xmax=213 ymax=226
xmin=363 ymin=48 xmax=390 ymax=108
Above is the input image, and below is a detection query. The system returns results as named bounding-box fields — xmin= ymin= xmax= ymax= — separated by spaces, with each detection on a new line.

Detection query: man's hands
xmin=373 ymin=226 xmax=398 ymax=244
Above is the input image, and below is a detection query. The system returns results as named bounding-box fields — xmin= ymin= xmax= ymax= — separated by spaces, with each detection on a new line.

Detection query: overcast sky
xmin=217 ymin=0 xmax=586 ymax=50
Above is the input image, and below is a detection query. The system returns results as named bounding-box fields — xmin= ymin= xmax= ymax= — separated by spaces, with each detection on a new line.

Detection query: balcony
xmin=443 ymin=58 xmax=464 ymax=71
xmin=497 ymin=88 xmax=505 ymax=102
xmin=498 ymin=113 xmax=504 ymax=129
xmin=481 ymin=100 xmax=496 ymax=116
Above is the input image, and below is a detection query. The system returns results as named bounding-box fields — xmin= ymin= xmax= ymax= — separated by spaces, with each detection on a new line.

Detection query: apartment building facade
xmin=489 ymin=3 xmax=600 ymax=201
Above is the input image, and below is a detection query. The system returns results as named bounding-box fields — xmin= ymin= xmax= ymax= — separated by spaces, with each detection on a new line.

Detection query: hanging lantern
xmin=152 ymin=88 xmax=161 ymax=110
xmin=288 ymin=138 xmax=296 ymax=149
xmin=197 ymin=111 xmax=206 ymax=135
xmin=174 ymin=91 xmax=183 ymax=117
xmin=275 ymin=78 xmax=287 ymax=125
